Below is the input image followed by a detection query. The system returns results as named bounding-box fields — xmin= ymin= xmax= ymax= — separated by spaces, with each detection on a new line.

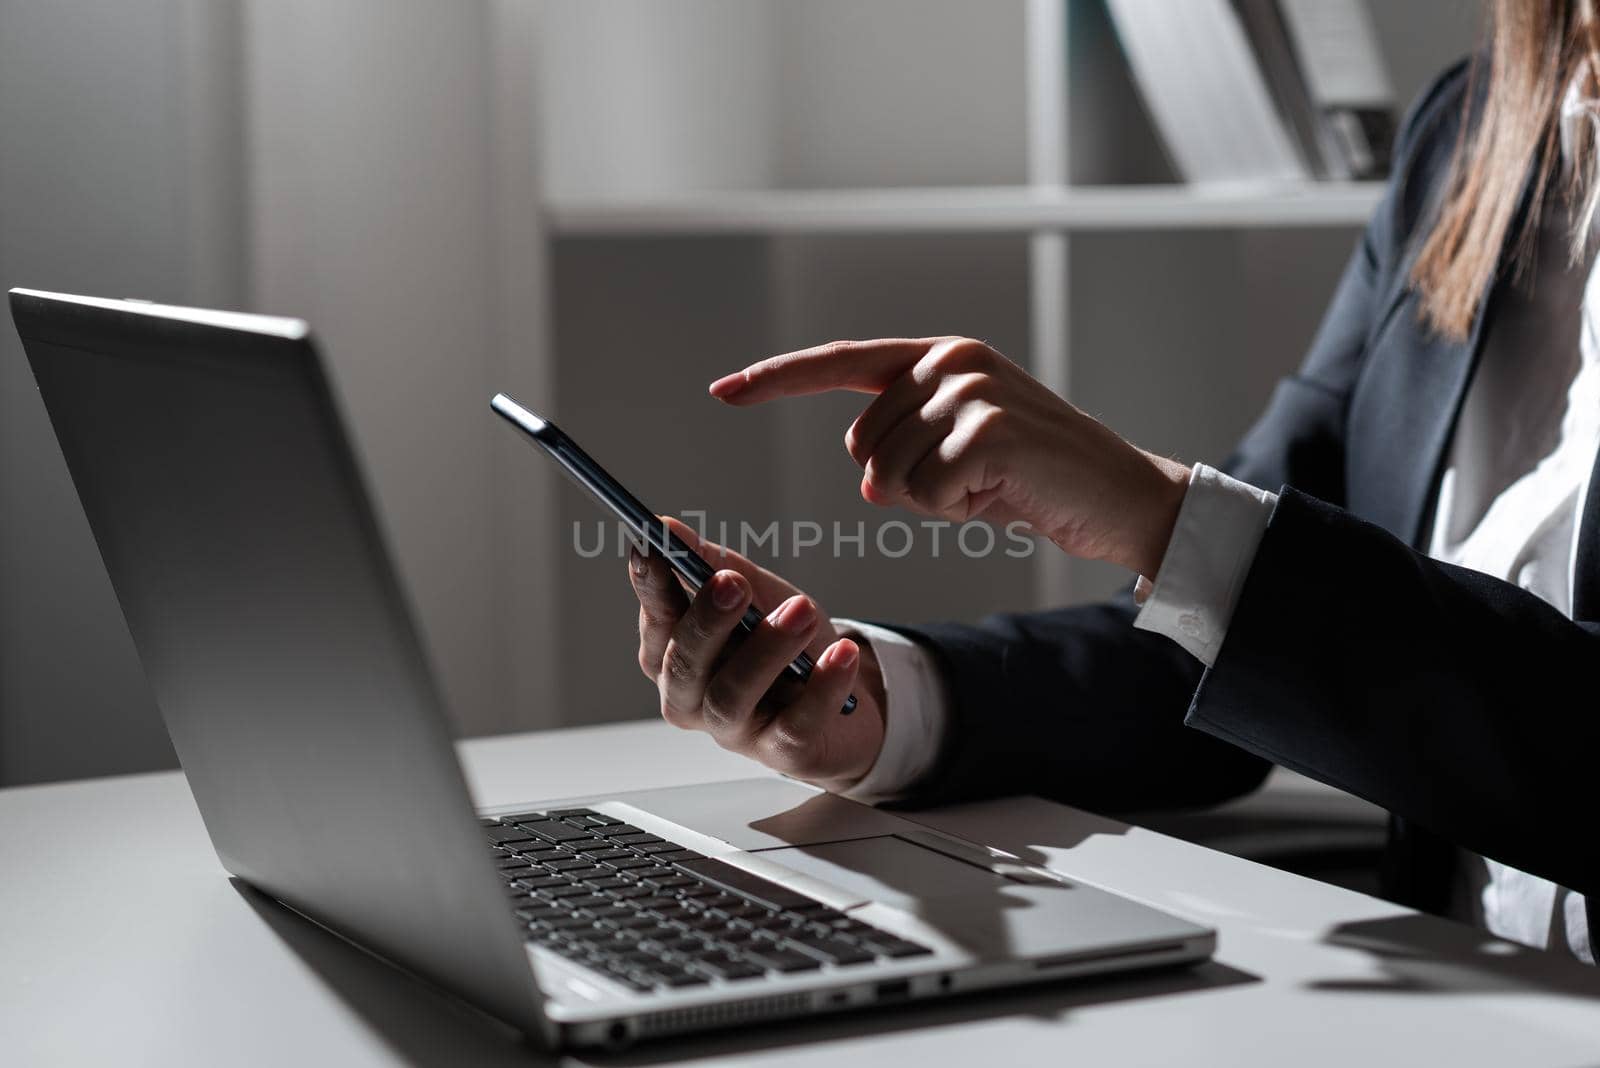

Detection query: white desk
xmin=6 ymin=721 xmax=1599 ymax=1066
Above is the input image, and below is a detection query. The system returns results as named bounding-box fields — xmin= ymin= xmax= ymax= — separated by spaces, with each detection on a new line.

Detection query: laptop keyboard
xmin=484 ymin=808 xmax=932 ymax=993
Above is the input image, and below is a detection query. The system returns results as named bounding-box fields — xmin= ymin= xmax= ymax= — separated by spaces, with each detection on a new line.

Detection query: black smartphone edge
xmin=490 ymin=393 xmax=855 ymax=715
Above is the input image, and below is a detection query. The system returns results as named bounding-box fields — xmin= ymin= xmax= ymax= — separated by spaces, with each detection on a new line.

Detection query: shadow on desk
xmin=1312 ymin=913 xmax=1600 ymax=999
xmin=232 ymin=879 xmax=1256 ymax=1065
xmin=232 ymin=881 xmax=546 ymax=1066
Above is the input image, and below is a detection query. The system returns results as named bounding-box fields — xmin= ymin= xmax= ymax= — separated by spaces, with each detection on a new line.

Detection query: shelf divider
xmin=543 ymin=183 xmax=1384 ymax=237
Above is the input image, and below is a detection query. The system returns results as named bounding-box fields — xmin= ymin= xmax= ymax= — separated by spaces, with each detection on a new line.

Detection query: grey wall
xmin=242 ymin=0 xmax=540 ymax=740
xmin=0 ymin=0 xmax=242 ymax=783
xmin=0 ymin=0 xmax=552 ymax=785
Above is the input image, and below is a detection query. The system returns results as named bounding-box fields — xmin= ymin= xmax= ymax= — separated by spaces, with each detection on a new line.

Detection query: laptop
xmin=9 ymin=288 xmax=1215 ymax=1049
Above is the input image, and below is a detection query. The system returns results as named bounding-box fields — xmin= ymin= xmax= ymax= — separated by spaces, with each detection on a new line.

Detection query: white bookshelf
xmin=532 ymin=0 xmax=1474 ymax=727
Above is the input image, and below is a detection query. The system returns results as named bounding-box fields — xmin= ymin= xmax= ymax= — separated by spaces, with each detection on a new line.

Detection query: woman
xmin=626 ymin=1 xmax=1600 ymax=963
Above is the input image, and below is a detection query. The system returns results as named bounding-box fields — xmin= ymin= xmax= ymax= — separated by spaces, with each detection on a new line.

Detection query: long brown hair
xmin=1413 ymin=0 xmax=1600 ymax=339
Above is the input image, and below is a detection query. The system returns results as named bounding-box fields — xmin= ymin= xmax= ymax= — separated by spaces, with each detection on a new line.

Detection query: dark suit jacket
xmin=894 ymin=58 xmax=1600 ymax=937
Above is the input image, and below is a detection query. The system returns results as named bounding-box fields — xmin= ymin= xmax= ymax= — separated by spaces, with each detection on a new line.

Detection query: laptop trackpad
xmin=762 ymin=835 xmax=1200 ymax=960
xmin=761 ymin=834 xmax=1087 ymax=959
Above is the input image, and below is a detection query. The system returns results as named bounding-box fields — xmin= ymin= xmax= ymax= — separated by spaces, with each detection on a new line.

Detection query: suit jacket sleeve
xmin=1189 ymin=490 xmax=1600 ymax=899
xmin=886 ymin=60 xmax=1472 ymax=814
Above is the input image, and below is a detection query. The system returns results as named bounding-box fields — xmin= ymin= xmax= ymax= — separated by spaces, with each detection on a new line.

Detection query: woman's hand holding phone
xmin=628 ymin=517 xmax=887 ymax=794
xmin=629 ymin=335 xmax=1187 ymax=792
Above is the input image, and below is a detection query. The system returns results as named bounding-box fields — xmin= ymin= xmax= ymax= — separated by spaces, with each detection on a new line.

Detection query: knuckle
xmin=844 ymin=422 xmax=863 ymax=462
xmin=764 ymin=725 xmax=827 ymax=779
xmin=964 ymin=404 xmax=1008 ymax=448
xmin=679 ymin=608 xmax=717 ymax=645
xmin=637 ymin=599 xmax=680 ymax=633
xmin=863 ymin=458 xmax=903 ymax=495
xmin=637 ymin=646 xmax=657 ymax=678
xmin=905 ymin=462 xmax=946 ymax=501
xmin=701 ymin=675 xmax=746 ymax=728
xmin=660 ymin=643 xmax=701 ymax=688
xmin=916 ymin=339 xmax=987 ymax=382
xmin=658 ymin=697 xmax=696 ymax=731
xmin=914 ymin=349 xmax=956 ymax=383
xmin=942 ymin=372 xmax=990 ymax=407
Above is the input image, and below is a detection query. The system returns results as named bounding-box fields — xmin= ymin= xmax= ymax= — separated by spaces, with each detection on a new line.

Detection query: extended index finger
xmin=708 ymin=338 xmax=940 ymax=406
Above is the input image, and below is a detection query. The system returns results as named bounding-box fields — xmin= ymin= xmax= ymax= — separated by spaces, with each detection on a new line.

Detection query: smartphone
xmin=491 ymin=393 xmax=855 ymax=715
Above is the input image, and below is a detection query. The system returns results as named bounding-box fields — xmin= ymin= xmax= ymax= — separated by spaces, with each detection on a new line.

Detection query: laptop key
xmin=690 ymin=951 xmax=764 ymax=976
xmin=519 ymin=820 xmax=600 ymax=843
xmin=606 ymin=913 xmax=660 ymax=930
xmin=862 ymin=936 xmax=934 ymax=958
xmin=580 ymin=848 xmax=635 ymax=862
xmin=662 ymin=935 xmax=708 ymax=953
xmin=742 ymin=946 xmax=823 ymax=973
xmin=611 ymin=833 xmax=665 ymax=846
xmin=650 ymin=849 xmax=705 ymax=864
xmin=787 ymin=936 xmax=875 ymax=966
xmin=643 ymin=875 xmax=695 ymax=891
xmin=560 ymin=867 xmax=609 ymax=881
xmin=630 ymin=865 xmax=676 ymax=879
xmin=673 ymin=857 xmax=818 ymax=912
xmin=634 ymin=841 xmax=683 ymax=855
xmin=545 ymin=808 xmax=598 ymax=819
xmin=610 ymin=973 xmax=655 ymax=992
xmin=658 ymin=971 xmax=711 ymax=988
xmin=514 ymin=875 xmax=570 ymax=890
xmin=485 ymin=826 xmax=535 ymax=845
xmin=633 ymin=923 xmax=679 ymax=941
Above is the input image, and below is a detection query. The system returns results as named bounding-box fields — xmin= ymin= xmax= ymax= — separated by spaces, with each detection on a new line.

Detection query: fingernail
xmin=708 ymin=373 xmax=746 ymax=399
xmin=773 ymin=596 xmax=815 ymax=633
xmin=629 ymin=546 xmax=648 ymax=576
xmin=824 ymin=640 xmax=858 ymax=669
xmin=711 ymin=571 xmax=743 ymax=610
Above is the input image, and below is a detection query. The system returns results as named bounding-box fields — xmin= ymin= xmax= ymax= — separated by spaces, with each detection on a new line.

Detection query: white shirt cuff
xmin=1133 ymin=463 xmax=1277 ymax=667
xmin=830 ymin=619 xmax=949 ymax=804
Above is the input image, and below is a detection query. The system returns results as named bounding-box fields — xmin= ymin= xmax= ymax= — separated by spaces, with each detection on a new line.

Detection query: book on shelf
xmin=1103 ymin=0 xmax=1397 ymax=185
